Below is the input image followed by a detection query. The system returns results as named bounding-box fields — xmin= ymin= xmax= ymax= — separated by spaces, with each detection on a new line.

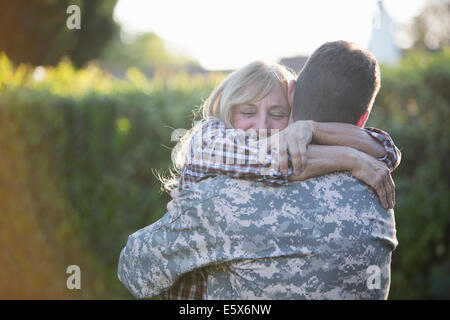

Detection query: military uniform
xmin=118 ymin=173 xmax=398 ymax=299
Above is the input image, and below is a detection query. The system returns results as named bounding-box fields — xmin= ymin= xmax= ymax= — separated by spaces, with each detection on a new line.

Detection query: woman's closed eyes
xmin=269 ymin=112 xmax=289 ymax=120
xmin=241 ymin=111 xmax=256 ymax=117
xmin=239 ymin=105 xmax=289 ymax=118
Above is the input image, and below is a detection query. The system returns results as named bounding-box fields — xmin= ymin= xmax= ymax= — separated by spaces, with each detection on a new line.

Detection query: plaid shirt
xmin=177 ymin=119 xmax=292 ymax=192
xmin=161 ymin=119 xmax=401 ymax=300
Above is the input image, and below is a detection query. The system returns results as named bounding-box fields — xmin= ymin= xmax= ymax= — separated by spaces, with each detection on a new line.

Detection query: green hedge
xmin=0 ymin=54 xmax=222 ymax=298
xmin=0 ymin=49 xmax=449 ymax=299
xmin=369 ymin=48 xmax=450 ymax=299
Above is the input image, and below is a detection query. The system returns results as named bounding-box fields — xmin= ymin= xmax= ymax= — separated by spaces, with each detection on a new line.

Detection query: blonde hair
xmin=160 ymin=60 xmax=296 ymax=192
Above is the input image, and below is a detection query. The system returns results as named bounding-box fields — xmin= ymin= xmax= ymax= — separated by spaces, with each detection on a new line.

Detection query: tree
xmin=99 ymin=32 xmax=202 ymax=76
xmin=0 ymin=0 xmax=118 ymax=67
xmin=410 ymin=0 xmax=450 ymax=51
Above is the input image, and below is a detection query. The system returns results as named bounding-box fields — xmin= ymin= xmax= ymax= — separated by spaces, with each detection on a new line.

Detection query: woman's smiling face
xmin=231 ymin=82 xmax=291 ymax=132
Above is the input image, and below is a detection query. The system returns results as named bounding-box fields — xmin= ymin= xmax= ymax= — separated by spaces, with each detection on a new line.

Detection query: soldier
xmin=118 ymin=41 xmax=399 ymax=299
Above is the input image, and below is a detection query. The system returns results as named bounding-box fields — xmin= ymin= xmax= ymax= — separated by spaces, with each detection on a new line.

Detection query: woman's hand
xmin=166 ymin=188 xmax=180 ymax=211
xmin=270 ymin=120 xmax=315 ymax=175
xmin=349 ymin=149 xmax=395 ymax=209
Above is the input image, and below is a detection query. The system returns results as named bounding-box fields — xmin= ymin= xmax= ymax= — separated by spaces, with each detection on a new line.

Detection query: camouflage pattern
xmin=117 ymin=173 xmax=398 ymax=299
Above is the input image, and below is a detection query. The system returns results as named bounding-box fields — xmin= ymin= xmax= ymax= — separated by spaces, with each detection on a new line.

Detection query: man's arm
xmin=118 ymin=188 xmax=259 ymax=299
xmin=120 ymin=174 xmax=328 ymax=299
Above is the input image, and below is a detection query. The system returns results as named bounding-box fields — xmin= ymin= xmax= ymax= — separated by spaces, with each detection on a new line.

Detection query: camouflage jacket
xmin=117 ymin=173 xmax=398 ymax=299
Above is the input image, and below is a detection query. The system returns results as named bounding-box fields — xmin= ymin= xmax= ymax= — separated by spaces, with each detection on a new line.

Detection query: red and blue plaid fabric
xmin=177 ymin=119 xmax=290 ymax=192
xmin=364 ymin=126 xmax=401 ymax=171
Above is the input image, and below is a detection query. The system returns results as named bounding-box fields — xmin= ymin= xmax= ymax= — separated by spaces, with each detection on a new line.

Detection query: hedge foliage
xmin=370 ymin=49 xmax=450 ymax=299
xmin=0 ymin=49 xmax=448 ymax=299
xmin=0 ymin=54 xmax=222 ymax=298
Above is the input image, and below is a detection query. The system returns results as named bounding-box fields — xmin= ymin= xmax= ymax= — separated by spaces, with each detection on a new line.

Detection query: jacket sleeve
xmin=364 ymin=127 xmax=402 ymax=171
xmin=116 ymin=183 xmax=286 ymax=299
xmin=117 ymin=192 xmax=232 ymax=299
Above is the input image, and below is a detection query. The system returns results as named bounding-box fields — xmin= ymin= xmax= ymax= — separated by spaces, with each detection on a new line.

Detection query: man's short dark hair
xmin=292 ymin=40 xmax=380 ymax=124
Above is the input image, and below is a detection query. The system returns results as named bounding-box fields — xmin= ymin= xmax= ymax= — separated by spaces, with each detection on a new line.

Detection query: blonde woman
xmin=161 ymin=60 xmax=400 ymax=299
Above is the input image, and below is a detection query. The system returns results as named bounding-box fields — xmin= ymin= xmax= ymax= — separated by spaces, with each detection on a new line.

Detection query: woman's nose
xmin=253 ymin=114 xmax=269 ymax=131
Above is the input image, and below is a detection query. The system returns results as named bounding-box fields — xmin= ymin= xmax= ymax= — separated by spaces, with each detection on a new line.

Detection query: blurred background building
xmin=368 ymin=0 xmax=402 ymax=65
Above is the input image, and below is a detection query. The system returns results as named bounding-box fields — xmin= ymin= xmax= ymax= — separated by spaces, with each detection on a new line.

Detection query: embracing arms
xmin=272 ymin=120 xmax=401 ymax=175
xmin=177 ymin=119 xmax=401 ymax=209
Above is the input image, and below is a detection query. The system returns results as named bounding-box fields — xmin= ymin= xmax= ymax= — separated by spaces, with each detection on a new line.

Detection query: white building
xmin=368 ymin=0 xmax=402 ymax=65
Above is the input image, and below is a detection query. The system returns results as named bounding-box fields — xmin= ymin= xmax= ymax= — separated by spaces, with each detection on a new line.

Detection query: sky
xmin=113 ymin=0 xmax=431 ymax=70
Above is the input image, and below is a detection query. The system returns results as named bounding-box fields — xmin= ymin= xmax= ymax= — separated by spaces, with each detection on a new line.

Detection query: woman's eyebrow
xmin=270 ymin=104 xmax=289 ymax=110
xmin=245 ymin=103 xmax=287 ymax=108
xmin=243 ymin=103 xmax=289 ymax=110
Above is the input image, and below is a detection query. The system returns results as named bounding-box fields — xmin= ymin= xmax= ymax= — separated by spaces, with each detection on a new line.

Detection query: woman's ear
xmin=288 ymin=80 xmax=296 ymax=110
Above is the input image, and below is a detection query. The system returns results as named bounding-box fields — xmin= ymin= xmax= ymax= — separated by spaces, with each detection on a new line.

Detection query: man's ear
xmin=288 ymin=79 xmax=296 ymax=109
xmin=288 ymin=80 xmax=296 ymax=124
